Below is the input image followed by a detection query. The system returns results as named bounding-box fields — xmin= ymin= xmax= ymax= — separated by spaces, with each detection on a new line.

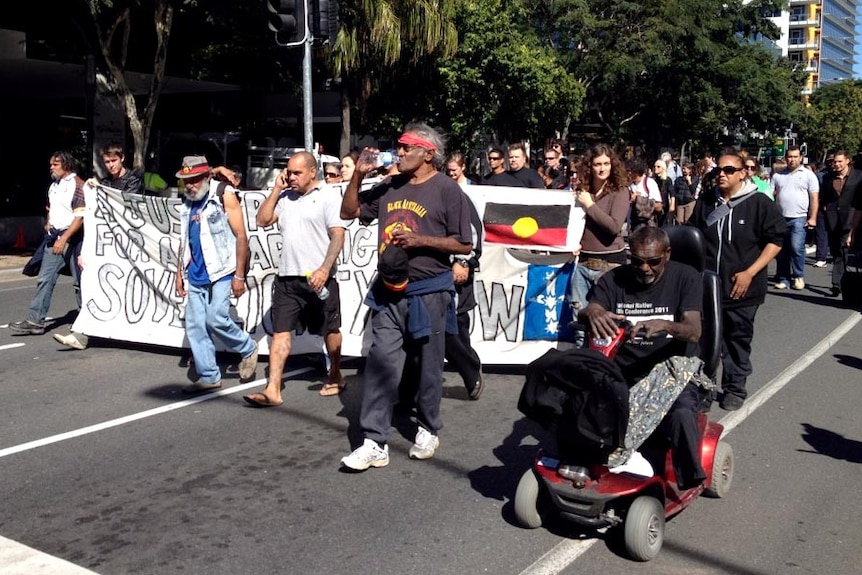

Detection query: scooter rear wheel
xmin=624 ymin=496 xmax=664 ymax=561
xmin=514 ymin=469 xmax=545 ymax=529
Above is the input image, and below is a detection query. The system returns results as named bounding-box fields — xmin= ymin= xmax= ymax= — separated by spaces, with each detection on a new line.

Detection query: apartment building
xmin=768 ymin=0 xmax=859 ymax=95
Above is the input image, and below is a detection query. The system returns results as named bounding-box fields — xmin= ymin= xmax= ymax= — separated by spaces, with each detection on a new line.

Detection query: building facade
xmin=768 ymin=0 xmax=860 ymax=95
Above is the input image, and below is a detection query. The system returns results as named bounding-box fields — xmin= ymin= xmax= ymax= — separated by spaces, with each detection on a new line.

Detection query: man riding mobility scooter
xmin=514 ymin=226 xmax=734 ymax=561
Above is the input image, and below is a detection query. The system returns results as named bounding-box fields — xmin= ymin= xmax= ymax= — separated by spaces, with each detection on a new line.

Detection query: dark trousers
xmin=644 ymin=382 xmax=706 ymax=489
xmin=445 ymin=311 xmax=481 ymax=390
xmin=827 ymin=228 xmax=849 ymax=289
xmin=360 ymin=291 xmax=451 ymax=444
xmin=720 ymin=304 xmax=759 ymax=400
xmin=815 ymin=216 xmax=831 ymax=261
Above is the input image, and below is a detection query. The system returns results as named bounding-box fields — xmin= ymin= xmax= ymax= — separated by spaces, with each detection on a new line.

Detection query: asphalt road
xmin=1 ymin=258 xmax=861 ymax=575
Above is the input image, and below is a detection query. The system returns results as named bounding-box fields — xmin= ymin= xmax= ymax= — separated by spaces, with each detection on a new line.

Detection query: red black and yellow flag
xmin=483 ymin=203 xmax=570 ymax=247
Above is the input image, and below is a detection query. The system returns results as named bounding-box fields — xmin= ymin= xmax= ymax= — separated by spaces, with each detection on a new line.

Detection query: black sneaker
xmin=9 ymin=320 xmax=45 ymax=335
xmin=719 ymin=394 xmax=744 ymax=411
xmin=468 ymin=372 xmax=484 ymax=401
xmin=830 ymin=286 xmax=841 ymax=297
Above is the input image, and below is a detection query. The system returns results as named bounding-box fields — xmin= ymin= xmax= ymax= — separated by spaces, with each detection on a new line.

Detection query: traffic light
xmin=266 ymin=0 xmax=306 ymax=43
xmin=311 ymin=0 xmax=339 ymax=46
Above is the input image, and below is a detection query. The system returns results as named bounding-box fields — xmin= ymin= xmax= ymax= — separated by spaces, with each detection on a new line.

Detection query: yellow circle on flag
xmin=512 ymin=217 xmax=539 ymax=238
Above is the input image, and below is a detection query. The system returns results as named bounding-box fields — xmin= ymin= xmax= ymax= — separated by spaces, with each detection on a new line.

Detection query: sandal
xmin=319 ymin=379 xmax=346 ymax=397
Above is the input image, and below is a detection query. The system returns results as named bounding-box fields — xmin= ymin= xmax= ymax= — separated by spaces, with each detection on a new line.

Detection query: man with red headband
xmin=339 ymin=122 xmax=473 ymax=471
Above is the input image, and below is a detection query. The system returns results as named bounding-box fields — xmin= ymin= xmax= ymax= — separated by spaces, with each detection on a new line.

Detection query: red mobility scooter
xmin=513 ymin=226 xmax=734 ymax=561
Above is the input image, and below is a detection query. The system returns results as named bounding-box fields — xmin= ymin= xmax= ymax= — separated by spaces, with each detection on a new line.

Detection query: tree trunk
xmin=340 ymin=82 xmax=351 ymax=156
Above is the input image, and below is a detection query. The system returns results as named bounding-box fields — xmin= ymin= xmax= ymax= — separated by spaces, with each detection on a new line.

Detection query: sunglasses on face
xmin=717 ymin=165 xmax=745 ymax=175
xmin=630 ymin=254 xmax=665 ymax=267
xmin=324 ymin=172 xmax=339 ymax=178
xmin=745 ymin=165 xmax=756 ymax=170
xmin=488 ymin=156 xmax=502 ymax=161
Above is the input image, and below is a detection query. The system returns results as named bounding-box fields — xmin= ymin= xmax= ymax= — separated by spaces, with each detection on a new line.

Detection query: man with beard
xmin=579 ymin=226 xmax=707 ymax=489
xmin=339 ymin=122 xmax=472 ymax=471
xmin=174 ymin=155 xmax=259 ymax=393
xmin=690 ymin=150 xmax=784 ymax=411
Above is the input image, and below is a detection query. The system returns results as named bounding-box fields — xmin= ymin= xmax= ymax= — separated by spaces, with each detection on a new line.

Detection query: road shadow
xmin=834 ymin=354 xmax=862 ymax=370
xmin=799 ymin=422 xmax=862 ymax=464
xmin=768 ymin=288 xmax=849 ymax=309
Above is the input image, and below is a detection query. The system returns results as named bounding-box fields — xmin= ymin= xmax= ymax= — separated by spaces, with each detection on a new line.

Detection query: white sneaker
xmin=238 ymin=341 xmax=259 ymax=381
xmin=53 ymin=332 xmax=87 ymax=350
xmin=813 ymin=260 xmax=827 ymax=268
xmin=341 ymin=439 xmax=389 ymax=471
xmin=409 ymin=426 xmax=440 ymax=460
xmin=805 ymin=245 xmax=816 ymax=255
xmin=774 ymin=281 xmax=788 ymax=290
xmin=792 ymin=278 xmax=805 ymax=290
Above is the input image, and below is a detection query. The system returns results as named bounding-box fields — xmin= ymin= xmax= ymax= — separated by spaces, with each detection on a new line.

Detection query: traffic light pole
xmin=301 ymin=17 xmax=313 ymax=153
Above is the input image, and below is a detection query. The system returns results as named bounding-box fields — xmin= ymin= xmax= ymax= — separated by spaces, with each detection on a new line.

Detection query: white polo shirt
xmin=772 ymin=166 xmax=819 ymax=218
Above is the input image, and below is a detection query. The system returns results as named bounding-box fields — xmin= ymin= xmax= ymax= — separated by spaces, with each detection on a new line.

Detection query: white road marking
xmin=0 ymin=536 xmax=99 ymax=574
xmin=519 ymin=311 xmax=862 ymax=575
xmin=0 ymin=343 xmax=26 ymax=351
xmin=0 ymin=367 xmax=312 ymax=460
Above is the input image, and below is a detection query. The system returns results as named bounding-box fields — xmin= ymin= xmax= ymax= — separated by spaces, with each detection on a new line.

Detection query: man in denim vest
xmin=175 ymin=156 xmax=258 ymax=393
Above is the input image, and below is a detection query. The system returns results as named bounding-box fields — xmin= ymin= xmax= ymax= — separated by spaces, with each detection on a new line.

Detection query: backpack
xmin=519 ymin=348 xmax=630 ymax=455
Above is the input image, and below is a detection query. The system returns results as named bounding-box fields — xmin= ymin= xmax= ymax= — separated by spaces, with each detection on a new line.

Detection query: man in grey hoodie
xmin=689 ymin=150 xmax=785 ymax=411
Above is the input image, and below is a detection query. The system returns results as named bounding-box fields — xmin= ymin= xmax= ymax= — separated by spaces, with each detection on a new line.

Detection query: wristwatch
xmin=454 ymin=259 xmax=470 ymax=269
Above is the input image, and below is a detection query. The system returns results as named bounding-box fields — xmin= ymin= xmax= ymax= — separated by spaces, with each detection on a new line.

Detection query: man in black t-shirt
xmin=340 ymin=122 xmax=473 ymax=472
xmin=580 ymin=226 xmax=707 ymax=489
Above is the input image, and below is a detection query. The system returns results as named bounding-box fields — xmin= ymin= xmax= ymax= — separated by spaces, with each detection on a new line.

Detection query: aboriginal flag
xmin=483 ymin=203 xmax=570 ymax=247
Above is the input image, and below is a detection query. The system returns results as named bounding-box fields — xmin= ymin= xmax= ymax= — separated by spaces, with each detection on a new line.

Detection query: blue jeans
xmin=776 ymin=217 xmax=806 ymax=283
xmin=569 ymin=264 xmax=603 ymax=312
xmin=26 ymin=242 xmax=81 ymax=325
xmin=186 ymin=280 xmax=255 ymax=384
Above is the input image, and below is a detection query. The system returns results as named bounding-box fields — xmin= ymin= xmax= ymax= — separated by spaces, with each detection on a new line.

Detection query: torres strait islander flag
xmin=482 ymin=203 xmax=571 ymax=247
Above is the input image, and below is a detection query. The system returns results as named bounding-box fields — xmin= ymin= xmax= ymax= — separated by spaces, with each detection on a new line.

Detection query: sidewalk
xmin=0 ymin=252 xmax=33 ymax=273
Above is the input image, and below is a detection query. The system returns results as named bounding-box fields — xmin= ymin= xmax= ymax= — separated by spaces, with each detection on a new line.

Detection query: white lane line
xmin=519 ymin=311 xmax=862 ymax=575
xmin=0 ymin=535 xmax=100 ymax=575
xmin=0 ymin=343 xmax=26 ymax=351
xmin=0 ymin=367 xmax=312 ymax=459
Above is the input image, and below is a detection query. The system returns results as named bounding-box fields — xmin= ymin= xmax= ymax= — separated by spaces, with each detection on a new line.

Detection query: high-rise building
xmin=768 ymin=0 xmax=859 ymax=95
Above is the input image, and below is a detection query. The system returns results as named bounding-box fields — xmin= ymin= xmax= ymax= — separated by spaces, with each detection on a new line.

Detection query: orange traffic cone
xmin=13 ymin=224 xmax=26 ymax=250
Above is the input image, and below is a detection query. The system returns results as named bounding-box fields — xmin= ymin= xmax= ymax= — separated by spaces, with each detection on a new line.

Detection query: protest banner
xmin=73 ymin=181 xmax=585 ymax=364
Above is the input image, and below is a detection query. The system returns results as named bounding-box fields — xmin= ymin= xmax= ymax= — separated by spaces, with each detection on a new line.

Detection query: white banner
xmin=73 ymin=182 xmax=585 ymax=364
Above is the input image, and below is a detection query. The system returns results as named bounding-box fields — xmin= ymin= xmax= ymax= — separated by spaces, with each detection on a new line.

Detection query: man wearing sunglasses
xmin=339 ymin=122 xmax=473 ymax=471
xmin=579 ymin=226 xmax=707 ymax=490
xmin=482 ymin=145 xmax=521 ymax=187
xmin=690 ymin=150 xmax=785 ymax=411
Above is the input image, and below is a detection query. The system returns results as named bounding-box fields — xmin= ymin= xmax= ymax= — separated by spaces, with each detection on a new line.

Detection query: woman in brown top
xmin=570 ymin=143 xmax=630 ymax=311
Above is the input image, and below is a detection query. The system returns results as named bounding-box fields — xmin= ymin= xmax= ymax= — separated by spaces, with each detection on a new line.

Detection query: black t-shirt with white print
xmin=359 ymin=172 xmax=472 ymax=281
xmin=591 ymin=260 xmax=702 ymax=382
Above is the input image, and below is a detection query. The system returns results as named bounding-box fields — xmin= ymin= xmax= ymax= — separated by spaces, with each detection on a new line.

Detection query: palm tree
xmin=329 ymin=0 xmax=459 ymax=154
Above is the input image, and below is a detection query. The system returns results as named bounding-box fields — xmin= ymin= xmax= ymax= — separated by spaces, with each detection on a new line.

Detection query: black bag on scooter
xmin=519 ymin=348 xmax=629 ymax=456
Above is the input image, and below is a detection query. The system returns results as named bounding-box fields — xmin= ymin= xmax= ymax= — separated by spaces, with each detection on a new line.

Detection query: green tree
xmin=430 ymin=0 xmax=585 ymax=151
xmin=85 ymin=0 xmax=183 ymax=169
xmin=329 ymin=0 xmax=460 ymax=154
xmin=533 ymin=0 xmax=803 ymax=153
xmin=800 ymin=80 xmax=862 ymax=160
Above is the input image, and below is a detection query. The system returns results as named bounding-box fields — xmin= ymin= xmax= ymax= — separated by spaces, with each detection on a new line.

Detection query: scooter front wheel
xmin=624 ymin=495 xmax=665 ymax=561
xmin=514 ymin=469 xmax=546 ymax=529
xmin=704 ymin=440 xmax=734 ymax=498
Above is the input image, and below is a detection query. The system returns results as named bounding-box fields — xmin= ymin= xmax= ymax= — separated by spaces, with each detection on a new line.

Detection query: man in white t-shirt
xmin=771 ymin=146 xmax=819 ymax=290
xmin=243 ymin=151 xmax=351 ymax=407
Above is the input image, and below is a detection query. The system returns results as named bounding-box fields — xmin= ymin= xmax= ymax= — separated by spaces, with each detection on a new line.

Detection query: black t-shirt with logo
xmin=359 ymin=172 xmax=472 ymax=281
xmin=591 ymin=260 xmax=702 ymax=382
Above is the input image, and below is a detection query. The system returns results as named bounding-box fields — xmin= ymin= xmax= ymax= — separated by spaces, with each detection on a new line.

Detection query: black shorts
xmin=271 ymin=276 xmax=341 ymax=335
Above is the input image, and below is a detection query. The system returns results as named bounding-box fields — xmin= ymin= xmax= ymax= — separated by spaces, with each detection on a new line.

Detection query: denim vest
xmin=178 ymin=181 xmax=237 ymax=283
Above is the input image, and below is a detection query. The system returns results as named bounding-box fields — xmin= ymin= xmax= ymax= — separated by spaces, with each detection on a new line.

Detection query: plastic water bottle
xmin=306 ymin=272 xmax=329 ymax=300
xmin=359 ymin=149 xmax=399 ymax=168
